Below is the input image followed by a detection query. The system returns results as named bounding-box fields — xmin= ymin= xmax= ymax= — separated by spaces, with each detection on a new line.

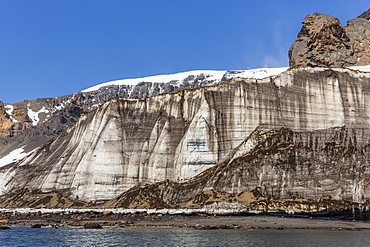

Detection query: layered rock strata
xmin=0 ymin=70 xmax=280 ymax=160
xmin=102 ymin=127 xmax=370 ymax=213
xmin=1 ymin=67 xmax=370 ymax=212
xmin=289 ymin=9 xmax=370 ymax=68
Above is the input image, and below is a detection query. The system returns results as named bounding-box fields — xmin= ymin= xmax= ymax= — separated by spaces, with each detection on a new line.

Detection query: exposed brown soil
xmin=0 ymin=189 xmax=90 ymax=209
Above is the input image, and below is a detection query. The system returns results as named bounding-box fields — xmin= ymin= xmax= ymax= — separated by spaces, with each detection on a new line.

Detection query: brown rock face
xmin=358 ymin=8 xmax=370 ymax=20
xmin=0 ymin=102 xmax=30 ymax=140
xmin=289 ymin=9 xmax=370 ymax=68
xmin=0 ymin=102 xmax=13 ymax=137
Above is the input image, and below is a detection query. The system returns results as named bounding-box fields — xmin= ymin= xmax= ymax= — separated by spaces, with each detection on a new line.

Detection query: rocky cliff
xmin=103 ymin=127 xmax=370 ymax=213
xmin=2 ymin=66 xmax=370 ymax=214
xmin=289 ymin=9 xmax=370 ymax=68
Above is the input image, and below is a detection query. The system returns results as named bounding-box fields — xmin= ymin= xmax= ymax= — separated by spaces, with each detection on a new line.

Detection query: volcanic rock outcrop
xmin=0 ymin=95 xmax=88 ymax=158
xmin=1 ymin=66 xmax=370 ymax=214
xmin=289 ymin=9 xmax=370 ymax=68
xmin=358 ymin=8 xmax=370 ymax=20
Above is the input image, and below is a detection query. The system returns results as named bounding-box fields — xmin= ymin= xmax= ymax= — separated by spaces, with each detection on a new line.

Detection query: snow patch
xmin=54 ymin=102 xmax=65 ymax=111
xmin=0 ymin=146 xmax=28 ymax=167
xmin=27 ymin=106 xmax=49 ymax=126
xmin=51 ymin=99 xmax=71 ymax=113
xmin=233 ymin=67 xmax=289 ymax=79
xmin=349 ymin=64 xmax=370 ymax=72
xmin=4 ymin=105 xmax=19 ymax=123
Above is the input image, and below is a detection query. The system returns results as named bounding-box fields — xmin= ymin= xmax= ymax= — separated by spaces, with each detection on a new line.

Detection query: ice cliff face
xmin=2 ymin=66 xmax=370 ymax=206
xmin=0 ymin=69 xmax=286 ymax=165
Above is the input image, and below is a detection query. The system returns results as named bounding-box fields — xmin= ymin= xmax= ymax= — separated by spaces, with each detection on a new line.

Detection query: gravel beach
xmin=2 ymin=211 xmax=370 ymax=230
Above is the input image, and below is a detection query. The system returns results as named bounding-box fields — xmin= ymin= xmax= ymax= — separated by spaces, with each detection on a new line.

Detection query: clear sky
xmin=0 ymin=0 xmax=368 ymax=103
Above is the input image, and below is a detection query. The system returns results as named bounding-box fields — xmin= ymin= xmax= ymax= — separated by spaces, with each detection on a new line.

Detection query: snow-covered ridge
xmin=82 ymin=65 xmax=370 ymax=94
xmin=82 ymin=67 xmax=289 ymax=93
xmin=81 ymin=65 xmax=370 ymax=93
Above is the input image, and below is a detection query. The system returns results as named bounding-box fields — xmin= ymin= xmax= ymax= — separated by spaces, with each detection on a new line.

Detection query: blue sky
xmin=0 ymin=0 xmax=368 ymax=103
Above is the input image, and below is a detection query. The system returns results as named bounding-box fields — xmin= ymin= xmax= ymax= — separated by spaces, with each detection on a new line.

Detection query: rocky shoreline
xmin=2 ymin=210 xmax=370 ymax=231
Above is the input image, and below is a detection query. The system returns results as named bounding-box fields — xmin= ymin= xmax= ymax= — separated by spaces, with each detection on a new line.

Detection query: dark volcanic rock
xmin=30 ymin=224 xmax=42 ymax=228
xmin=0 ymin=226 xmax=11 ymax=230
xmin=84 ymin=223 xmax=103 ymax=229
xmin=358 ymin=8 xmax=370 ymax=20
xmin=289 ymin=10 xmax=370 ymax=68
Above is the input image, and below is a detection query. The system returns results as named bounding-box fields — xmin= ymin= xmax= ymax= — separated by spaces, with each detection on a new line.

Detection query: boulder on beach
xmin=84 ymin=223 xmax=103 ymax=229
xmin=31 ymin=224 xmax=42 ymax=228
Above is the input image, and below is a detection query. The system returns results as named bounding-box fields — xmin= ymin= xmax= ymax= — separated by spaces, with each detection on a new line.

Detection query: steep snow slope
xmin=0 ymin=146 xmax=30 ymax=168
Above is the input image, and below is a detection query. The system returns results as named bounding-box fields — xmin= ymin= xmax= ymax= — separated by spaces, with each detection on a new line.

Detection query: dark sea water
xmin=1 ymin=226 xmax=370 ymax=247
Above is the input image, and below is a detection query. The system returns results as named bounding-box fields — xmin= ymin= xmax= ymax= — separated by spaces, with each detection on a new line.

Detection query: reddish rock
xmin=103 ymin=210 xmax=113 ymax=216
xmin=289 ymin=9 xmax=370 ymax=68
